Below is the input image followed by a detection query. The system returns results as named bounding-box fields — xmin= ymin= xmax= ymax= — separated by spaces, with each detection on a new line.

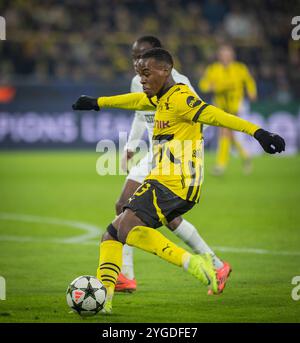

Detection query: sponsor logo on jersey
xmin=154 ymin=120 xmax=170 ymax=129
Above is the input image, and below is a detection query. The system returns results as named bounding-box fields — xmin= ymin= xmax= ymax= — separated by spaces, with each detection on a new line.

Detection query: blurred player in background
xmin=115 ymin=36 xmax=229 ymax=293
xmin=199 ymin=44 xmax=257 ymax=176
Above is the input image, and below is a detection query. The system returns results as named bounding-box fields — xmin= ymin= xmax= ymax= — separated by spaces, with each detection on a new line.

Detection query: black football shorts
xmin=123 ymin=180 xmax=195 ymax=228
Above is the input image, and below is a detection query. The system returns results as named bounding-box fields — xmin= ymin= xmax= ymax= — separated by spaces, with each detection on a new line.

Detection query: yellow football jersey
xmin=98 ymin=84 xmax=260 ymax=202
xmin=145 ymin=84 xmax=205 ymax=202
xmin=199 ymin=62 xmax=257 ymax=114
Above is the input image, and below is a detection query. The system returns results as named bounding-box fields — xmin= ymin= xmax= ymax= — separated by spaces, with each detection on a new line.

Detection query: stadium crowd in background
xmin=1 ymin=0 xmax=299 ymax=100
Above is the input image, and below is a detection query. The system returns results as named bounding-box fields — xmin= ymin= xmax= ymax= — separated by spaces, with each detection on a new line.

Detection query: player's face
xmin=137 ymin=58 xmax=170 ymax=98
xmin=132 ymin=41 xmax=154 ymax=73
xmin=218 ymin=46 xmax=235 ymax=65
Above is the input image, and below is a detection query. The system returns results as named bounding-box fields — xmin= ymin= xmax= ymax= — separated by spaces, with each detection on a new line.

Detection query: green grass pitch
xmin=0 ymin=151 xmax=300 ymax=323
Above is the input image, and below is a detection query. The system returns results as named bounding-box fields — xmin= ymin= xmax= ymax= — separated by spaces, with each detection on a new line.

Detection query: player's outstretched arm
xmin=72 ymin=93 xmax=156 ymax=111
xmin=198 ymin=104 xmax=285 ymax=154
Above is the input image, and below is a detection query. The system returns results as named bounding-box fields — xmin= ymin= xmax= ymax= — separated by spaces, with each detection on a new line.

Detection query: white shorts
xmin=126 ymin=152 xmax=152 ymax=184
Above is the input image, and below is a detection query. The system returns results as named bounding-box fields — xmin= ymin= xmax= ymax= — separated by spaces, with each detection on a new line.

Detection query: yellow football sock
xmin=216 ymin=135 xmax=230 ymax=168
xmin=232 ymin=137 xmax=248 ymax=160
xmin=126 ymin=226 xmax=191 ymax=268
xmin=96 ymin=240 xmax=122 ymax=301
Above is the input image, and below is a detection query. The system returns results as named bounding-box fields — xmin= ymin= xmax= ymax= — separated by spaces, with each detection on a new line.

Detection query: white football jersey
xmin=125 ymin=69 xmax=198 ymax=152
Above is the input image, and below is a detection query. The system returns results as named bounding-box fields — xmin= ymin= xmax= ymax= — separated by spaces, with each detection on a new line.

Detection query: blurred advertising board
xmin=0 ymin=83 xmax=299 ymax=154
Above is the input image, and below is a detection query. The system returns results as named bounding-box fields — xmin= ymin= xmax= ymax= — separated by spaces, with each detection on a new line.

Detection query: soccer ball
xmin=66 ymin=275 xmax=106 ymax=316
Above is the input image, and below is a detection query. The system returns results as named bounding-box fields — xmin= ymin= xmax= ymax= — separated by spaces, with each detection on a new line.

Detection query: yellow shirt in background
xmin=198 ymin=62 xmax=257 ymax=114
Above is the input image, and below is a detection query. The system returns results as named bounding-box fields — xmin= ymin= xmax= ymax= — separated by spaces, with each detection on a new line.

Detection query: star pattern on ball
xmin=83 ymin=281 xmax=98 ymax=300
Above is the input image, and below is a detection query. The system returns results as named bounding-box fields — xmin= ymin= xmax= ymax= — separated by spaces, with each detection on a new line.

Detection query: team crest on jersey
xmin=186 ymin=96 xmax=201 ymax=108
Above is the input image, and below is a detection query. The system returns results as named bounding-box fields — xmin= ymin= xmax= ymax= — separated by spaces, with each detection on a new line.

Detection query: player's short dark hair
xmin=140 ymin=48 xmax=173 ymax=68
xmin=136 ymin=36 xmax=162 ymax=48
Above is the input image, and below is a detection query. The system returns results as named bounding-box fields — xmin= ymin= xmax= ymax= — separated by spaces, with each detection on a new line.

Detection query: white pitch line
xmin=0 ymin=235 xmax=98 ymax=245
xmin=0 ymin=212 xmax=102 ymax=243
xmin=0 ymin=212 xmax=300 ymax=257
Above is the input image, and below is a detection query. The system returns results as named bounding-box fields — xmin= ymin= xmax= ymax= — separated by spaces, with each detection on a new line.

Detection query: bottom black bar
xmin=0 ymin=323 xmax=299 ymax=342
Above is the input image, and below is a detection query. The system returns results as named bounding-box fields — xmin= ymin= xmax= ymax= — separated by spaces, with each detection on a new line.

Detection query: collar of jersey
xmin=157 ymin=83 xmax=184 ymax=101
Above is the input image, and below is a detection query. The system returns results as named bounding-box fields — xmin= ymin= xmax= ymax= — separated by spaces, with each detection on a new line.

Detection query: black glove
xmin=254 ymin=128 xmax=285 ymax=154
xmin=72 ymin=95 xmax=99 ymax=111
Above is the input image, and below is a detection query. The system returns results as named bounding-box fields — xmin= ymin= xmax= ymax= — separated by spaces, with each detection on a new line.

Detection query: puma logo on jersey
xmin=155 ymin=120 xmax=170 ymax=129
xmin=162 ymin=244 xmax=172 ymax=255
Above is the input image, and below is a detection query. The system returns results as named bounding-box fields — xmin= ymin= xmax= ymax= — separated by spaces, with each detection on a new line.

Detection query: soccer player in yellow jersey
xmin=73 ymin=48 xmax=285 ymax=313
xmin=199 ymin=44 xmax=257 ymax=175
xmin=115 ymin=36 xmax=229 ymax=293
